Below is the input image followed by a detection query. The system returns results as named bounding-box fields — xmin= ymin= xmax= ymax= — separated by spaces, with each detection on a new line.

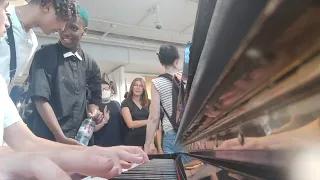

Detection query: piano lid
xmin=177 ymin=0 xmax=320 ymax=146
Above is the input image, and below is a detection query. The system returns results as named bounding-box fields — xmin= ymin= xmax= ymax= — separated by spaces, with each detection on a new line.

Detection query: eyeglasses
xmin=133 ymin=84 xmax=143 ymax=88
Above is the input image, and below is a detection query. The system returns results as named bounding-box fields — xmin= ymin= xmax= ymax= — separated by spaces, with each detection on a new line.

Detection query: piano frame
xmin=113 ymin=0 xmax=320 ymax=179
xmin=177 ymin=0 xmax=320 ymax=179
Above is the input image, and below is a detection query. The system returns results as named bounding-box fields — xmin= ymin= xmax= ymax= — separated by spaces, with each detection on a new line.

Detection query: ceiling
xmin=77 ymin=0 xmax=198 ymax=44
xmin=75 ymin=0 xmax=198 ymax=75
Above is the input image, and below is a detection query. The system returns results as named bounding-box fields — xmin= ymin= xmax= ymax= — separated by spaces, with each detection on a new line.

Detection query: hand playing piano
xmin=39 ymin=145 xmax=149 ymax=179
xmin=83 ymin=146 xmax=149 ymax=177
xmin=144 ymin=143 xmax=157 ymax=154
xmin=0 ymin=146 xmax=148 ymax=180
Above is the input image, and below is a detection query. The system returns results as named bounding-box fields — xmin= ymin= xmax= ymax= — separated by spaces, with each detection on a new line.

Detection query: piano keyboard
xmin=111 ymin=159 xmax=178 ymax=180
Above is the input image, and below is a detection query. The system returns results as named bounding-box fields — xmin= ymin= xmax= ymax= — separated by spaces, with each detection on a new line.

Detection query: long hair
xmin=128 ymin=78 xmax=149 ymax=107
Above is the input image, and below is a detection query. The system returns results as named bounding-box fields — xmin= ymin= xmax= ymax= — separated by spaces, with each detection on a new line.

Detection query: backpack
xmin=158 ymin=73 xmax=182 ymax=132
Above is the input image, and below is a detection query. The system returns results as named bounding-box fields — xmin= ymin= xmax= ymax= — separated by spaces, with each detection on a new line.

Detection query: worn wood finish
xmin=179 ymin=0 xmax=320 ymax=145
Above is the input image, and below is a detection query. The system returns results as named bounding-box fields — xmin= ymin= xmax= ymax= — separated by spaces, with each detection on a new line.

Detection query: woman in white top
xmin=0 ymin=4 xmax=149 ymax=179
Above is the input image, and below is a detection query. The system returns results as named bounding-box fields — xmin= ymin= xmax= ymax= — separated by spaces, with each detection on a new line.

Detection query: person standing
xmin=121 ymin=78 xmax=150 ymax=148
xmin=144 ymin=45 xmax=191 ymax=163
xmin=94 ymin=80 xmax=125 ymax=147
xmin=28 ymin=6 xmax=103 ymax=145
xmin=0 ymin=0 xmax=77 ymax=86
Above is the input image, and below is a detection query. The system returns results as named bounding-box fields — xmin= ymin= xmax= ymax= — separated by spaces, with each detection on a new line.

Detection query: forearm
xmin=145 ymin=117 xmax=159 ymax=144
xmin=20 ymin=137 xmax=84 ymax=152
xmin=4 ymin=121 xmax=84 ymax=153
xmin=127 ymin=120 xmax=148 ymax=129
xmin=35 ymin=99 xmax=63 ymax=138
xmin=33 ymin=137 xmax=85 ymax=151
xmin=156 ymin=130 xmax=162 ymax=151
xmin=156 ymin=122 xmax=162 ymax=150
xmin=94 ymin=120 xmax=106 ymax=132
xmin=0 ymin=147 xmax=15 ymax=155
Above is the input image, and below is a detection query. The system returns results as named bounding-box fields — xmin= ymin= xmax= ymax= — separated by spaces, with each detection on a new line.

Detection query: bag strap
xmin=158 ymin=73 xmax=173 ymax=82
xmin=7 ymin=15 xmax=17 ymax=83
xmin=160 ymin=102 xmax=171 ymax=120
xmin=158 ymin=73 xmax=180 ymax=88
xmin=158 ymin=73 xmax=180 ymax=119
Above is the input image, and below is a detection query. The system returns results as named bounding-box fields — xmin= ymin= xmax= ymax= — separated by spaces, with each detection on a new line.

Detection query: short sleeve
xmin=152 ymin=78 xmax=160 ymax=92
xmin=0 ymin=76 xmax=21 ymax=128
xmin=29 ymin=50 xmax=53 ymax=101
xmin=121 ymin=99 xmax=131 ymax=109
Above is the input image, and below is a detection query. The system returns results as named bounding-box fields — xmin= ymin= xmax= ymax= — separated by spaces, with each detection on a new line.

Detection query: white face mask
xmin=102 ymin=90 xmax=111 ymax=101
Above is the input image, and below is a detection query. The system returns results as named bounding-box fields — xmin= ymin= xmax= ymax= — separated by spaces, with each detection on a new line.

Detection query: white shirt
xmin=63 ymin=51 xmax=83 ymax=60
xmin=0 ymin=5 xmax=38 ymax=85
xmin=0 ymin=75 xmax=21 ymax=145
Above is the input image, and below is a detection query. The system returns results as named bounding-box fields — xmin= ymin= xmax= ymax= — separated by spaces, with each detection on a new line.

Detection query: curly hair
xmin=30 ymin=0 xmax=77 ymax=22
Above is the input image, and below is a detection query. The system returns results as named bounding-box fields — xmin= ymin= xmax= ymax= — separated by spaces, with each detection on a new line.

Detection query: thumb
xmin=88 ymin=113 xmax=93 ymax=118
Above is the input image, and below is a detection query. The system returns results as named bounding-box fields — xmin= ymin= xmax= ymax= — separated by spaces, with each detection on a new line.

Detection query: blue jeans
xmin=163 ymin=129 xmax=191 ymax=163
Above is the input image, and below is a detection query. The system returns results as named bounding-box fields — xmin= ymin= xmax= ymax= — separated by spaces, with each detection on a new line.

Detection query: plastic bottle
xmin=75 ymin=117 xmax=96 ymax=146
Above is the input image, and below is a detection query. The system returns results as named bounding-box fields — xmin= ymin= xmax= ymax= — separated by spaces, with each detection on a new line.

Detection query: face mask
xmin=102 ymin=90 xmax=111 ymax=101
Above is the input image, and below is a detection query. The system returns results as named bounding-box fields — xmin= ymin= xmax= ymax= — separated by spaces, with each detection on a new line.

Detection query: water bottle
xmin=75 ymin=118 xmax=96 ymax=146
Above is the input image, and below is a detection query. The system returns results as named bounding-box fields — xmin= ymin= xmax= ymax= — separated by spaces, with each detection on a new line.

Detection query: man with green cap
xmin=27 ymin=6 xmax=104 ymax=145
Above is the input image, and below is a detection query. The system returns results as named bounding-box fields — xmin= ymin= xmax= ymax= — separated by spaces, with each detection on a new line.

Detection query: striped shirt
xmin=152 ymin=77 xmax=174 ymax=133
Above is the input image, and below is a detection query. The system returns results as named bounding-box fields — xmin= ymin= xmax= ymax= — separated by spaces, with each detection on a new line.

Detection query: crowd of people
xmin=3 ymin=0 xmax=318 ymax=179
xmin=0 ymin=0 xmax=193 ymax=179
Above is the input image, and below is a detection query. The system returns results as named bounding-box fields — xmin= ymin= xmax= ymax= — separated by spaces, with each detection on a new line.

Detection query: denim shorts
xmin=163 ymin=129 xmax=191 ymax=163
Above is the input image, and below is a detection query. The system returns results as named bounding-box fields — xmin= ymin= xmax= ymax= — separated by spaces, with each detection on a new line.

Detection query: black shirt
xmin=94 ymin=101 xmax=124 ymax=147
xmin=121 ymin=98 xmax=149 ymax=146
xmin=28 ymin=43 xmax=101 ymax=141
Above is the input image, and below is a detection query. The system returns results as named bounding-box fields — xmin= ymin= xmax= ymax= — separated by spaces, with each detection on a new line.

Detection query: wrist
xmin=53 ymin=132 xmax=65 ymax=139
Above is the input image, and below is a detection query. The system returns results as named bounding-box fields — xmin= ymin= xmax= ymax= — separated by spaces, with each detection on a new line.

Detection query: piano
xmin=111 ymin=0 xmax=320 ymax=179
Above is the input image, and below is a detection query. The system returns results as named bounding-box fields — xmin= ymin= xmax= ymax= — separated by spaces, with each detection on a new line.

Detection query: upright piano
xmin=112 ymin=0 xmax=320 ymax=179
